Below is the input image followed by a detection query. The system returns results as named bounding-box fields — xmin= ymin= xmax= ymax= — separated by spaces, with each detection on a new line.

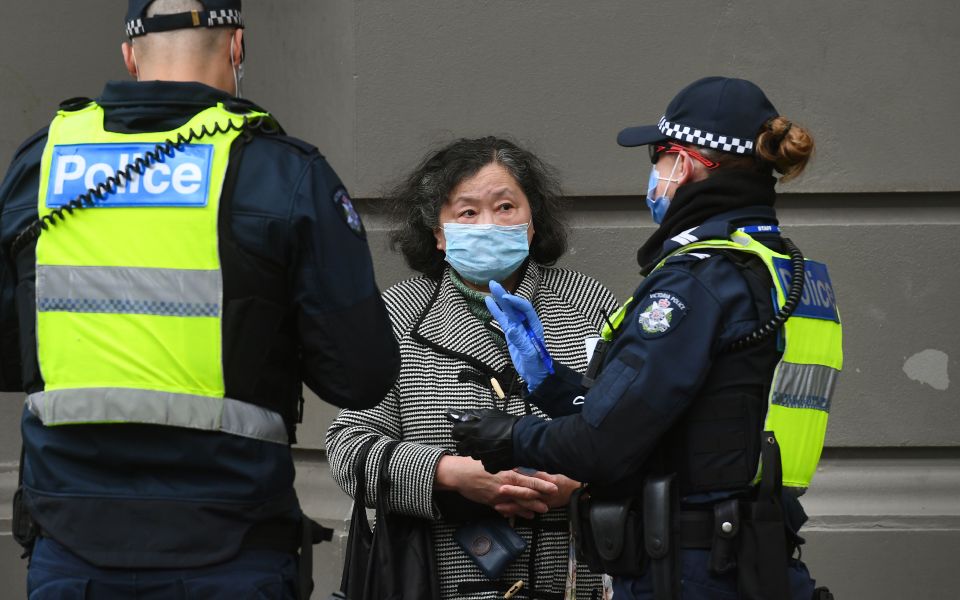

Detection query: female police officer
xmin=452 ymin=77 xmax=842 ymax=600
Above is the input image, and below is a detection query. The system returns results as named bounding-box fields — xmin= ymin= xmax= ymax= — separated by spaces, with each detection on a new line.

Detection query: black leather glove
xmin=450 ymin=409 xmax=520 ymax=474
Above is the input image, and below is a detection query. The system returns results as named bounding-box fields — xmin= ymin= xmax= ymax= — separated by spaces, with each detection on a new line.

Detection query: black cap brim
xmin=616 ymin=125 xmax=666 ymax=148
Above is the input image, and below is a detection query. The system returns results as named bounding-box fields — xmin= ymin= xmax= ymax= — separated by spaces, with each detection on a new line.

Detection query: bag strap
xmin=375 ymin=440 xmax=402 ymax=515
xmin=352 ymin=436 xmax=378 ymax=508
xmin=360 ymin=440 xmax=402 ymax=600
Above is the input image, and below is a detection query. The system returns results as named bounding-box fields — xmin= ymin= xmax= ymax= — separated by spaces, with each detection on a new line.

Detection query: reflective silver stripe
xmin=771 ymin=362 xmax=839 ymax=412
xmin=26 ymin=388 xmax=287 ymax=445
xmin=36 ymin=265 xmax=221 ymax=317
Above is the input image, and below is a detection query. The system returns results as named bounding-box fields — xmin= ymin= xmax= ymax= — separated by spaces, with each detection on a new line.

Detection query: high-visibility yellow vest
xmin=29 ymin=101 xmax=288 ymax=444
xmin=652 ymin=231 xmax=843 ymax=489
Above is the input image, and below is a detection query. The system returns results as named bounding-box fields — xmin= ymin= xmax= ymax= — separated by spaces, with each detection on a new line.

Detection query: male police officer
xmin=0 ymin=0 xmax=399 ymax=597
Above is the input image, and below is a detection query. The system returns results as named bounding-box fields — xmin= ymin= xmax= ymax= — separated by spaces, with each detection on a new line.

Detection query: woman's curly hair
xmin=388 ymin=136 xmax=569 ymax=279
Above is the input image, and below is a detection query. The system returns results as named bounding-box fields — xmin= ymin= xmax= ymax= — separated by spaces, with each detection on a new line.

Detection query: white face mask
xmin=230 ymin=37 xmax=244 ymax=98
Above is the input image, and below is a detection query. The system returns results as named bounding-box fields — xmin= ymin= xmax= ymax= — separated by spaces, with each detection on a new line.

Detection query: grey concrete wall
xmin=1 ymin=1 xmax=959 ymax=598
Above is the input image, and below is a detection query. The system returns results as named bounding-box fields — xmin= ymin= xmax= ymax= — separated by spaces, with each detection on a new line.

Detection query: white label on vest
xmin=46 ymin=143 xmax=214 ymax=208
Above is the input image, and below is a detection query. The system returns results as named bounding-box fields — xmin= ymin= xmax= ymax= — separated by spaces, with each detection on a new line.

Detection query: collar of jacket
xmin=639 ymin=204 xmax=781 ymax=275
xmin=99 ymin=80 xmax=233 ymax=108
xmin=94 ymin=81 xmax=269 ymax=134
xmin=637 ymin=170 xmax=779 ymax=274
xmin=411 ymin=260 xmax=542 ymax=376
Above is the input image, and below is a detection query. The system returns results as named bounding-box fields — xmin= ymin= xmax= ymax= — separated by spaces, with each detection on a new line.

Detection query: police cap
xmin=126 ymin=0 xmax=243 ymax=39
xmin=617 ymin=76 xmax=779 ymax=156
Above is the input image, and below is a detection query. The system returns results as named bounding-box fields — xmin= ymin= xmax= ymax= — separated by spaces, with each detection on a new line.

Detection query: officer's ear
xmin=231 ymin=29 xmax=244 ymax=66
xmin=121 ymin=41 xmax=138 ymax=79
xmin=676 ymin=151 xmax=700 ymax=185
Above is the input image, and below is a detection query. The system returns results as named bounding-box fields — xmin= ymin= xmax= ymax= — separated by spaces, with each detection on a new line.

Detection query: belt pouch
xmin=737 ymin=432 xmax=791 ymax=600
xmin=643 ymin=475 xmax=679 ymax=600
xmin=453 ymin=518 xmax=527 ymax=580
xmin=589 ymin=496 xmax=645 ymax=577
xmin=737 ymin=497 xmax=789 ymax=600
xmin=570 ymin=488 xmax=645 ymax=576
xmin=569 ymin=486 xmax=599 ymax=569
xmin=709 ymin=498 xmax=739 ymax=574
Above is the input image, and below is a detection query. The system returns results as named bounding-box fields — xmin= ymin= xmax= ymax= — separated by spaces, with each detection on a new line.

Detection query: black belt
xmin=676 ymin=510 xmax=714 ymax=549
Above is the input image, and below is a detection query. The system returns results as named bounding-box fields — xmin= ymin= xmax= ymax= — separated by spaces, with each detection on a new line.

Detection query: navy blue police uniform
xmin=513 ymin=192 xmax=816 ymax=599
xmin=0 ymin=68 xmax=398 ymax=600
xmin=453 ymin=78 xmax=836 ymax=600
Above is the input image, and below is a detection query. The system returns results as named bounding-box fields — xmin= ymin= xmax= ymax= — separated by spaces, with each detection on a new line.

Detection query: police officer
xmin=0 ymin=1 xmax=399 ymax=597
xmin=452 ymin=77 xmax=842 ymax=599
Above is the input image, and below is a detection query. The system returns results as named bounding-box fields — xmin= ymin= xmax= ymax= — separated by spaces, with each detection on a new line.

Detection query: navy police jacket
xmin=512 ymin=172 xmax=790 ymax=500
xmin=0 ymin=81 xmax=400 ymax=568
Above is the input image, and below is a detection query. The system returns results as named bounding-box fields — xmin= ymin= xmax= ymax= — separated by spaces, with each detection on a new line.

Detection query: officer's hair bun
xmin=756 ymin=116 xmax=814 ymax=183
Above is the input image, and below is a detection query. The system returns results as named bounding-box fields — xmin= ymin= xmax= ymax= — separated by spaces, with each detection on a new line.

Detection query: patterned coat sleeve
xmin=325 ymin=277 xmax=446 ymax=520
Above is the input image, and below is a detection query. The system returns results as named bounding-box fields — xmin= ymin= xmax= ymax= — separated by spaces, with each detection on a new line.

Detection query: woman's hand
xmin=524 ymin=472 xmax=581 ymax=509
xmin=435 ymin=455 xmax=559 ymax=518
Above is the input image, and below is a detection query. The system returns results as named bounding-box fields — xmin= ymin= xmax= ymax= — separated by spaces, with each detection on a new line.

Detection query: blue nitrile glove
xmin=485 ymin=280 xmax=554 ymax=392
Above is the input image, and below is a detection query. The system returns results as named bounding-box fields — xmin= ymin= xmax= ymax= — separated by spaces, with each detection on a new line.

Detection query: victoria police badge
xmin=638 ymin=291 xmax=687 ymax=337
xmin=333 ymin=187 xmax=365 ymax=237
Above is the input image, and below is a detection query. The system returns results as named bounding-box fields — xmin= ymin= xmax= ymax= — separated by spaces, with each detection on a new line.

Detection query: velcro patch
xmin=638 ymin=291 xmax=687 ymax=338
xmin=47 ymin=143 xmax=213 ymax=208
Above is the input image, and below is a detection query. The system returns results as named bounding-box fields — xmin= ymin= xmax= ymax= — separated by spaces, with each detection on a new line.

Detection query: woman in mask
xmin=326 ymin=136 xmax=617 ymax=599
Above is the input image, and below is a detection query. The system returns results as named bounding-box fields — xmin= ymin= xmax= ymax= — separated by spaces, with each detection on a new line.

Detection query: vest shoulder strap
xmin=58 ymin=97 xmax=94 ymax=112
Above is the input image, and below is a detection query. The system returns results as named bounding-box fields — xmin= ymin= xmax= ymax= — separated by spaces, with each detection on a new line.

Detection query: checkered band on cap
xmin=125 ymin=9 xmax=243 ymax=38
xmin=207 ymin=9 xmax=243 ymax=27
xmin=126 ymin=19 xmax=146 ymax=38
xmin=657 ymin=116 xmax=755 ymax=155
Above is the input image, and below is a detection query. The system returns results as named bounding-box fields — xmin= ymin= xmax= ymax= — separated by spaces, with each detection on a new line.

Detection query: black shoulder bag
xmin=340 ymin=439 xmax=441 ymax=600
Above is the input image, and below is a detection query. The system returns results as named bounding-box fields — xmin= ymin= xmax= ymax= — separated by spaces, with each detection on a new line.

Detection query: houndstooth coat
xmin=326 ymin=262 xmax=618 ymax=600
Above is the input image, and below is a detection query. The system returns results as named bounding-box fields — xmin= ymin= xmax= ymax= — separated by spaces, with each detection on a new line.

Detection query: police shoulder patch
xmin=333 ymin=187 xmax=365 ymax=237
xmin=637 ymin=290 xmax=687 ymax=338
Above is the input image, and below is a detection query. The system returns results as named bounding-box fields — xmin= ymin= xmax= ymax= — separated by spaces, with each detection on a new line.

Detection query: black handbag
xmin=339 ymin=439 xmax=441 ymax=600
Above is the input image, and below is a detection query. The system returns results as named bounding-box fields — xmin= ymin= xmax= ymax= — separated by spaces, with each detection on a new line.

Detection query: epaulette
xmin=664 ymin=252 xmax=713 ymax=266
xmin=223 ymin=97 xmax=270 ymax=115
xmin=11 ymin=127 xmax=48 ymax=162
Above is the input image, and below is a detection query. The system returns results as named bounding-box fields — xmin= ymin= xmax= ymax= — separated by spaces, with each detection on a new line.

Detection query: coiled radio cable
xmin=9 ymin=113 xmax=278 ymax=257
xmin=728 ymin=237 xmax=806 ymax=352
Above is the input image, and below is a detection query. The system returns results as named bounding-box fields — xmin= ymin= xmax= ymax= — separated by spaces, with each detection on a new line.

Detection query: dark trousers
xmin=27 ymin=537 xmax=297 ymax=600
xmin=612 ymin=549 xmax=815 ymax=599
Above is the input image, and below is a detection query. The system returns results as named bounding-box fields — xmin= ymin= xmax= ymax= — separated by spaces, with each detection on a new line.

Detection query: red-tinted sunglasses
xmin=649 ymin=142 xmax=720 ymax=169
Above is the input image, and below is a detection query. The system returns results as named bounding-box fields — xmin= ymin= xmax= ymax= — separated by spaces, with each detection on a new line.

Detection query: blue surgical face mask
xmin=443 ymin=222 xmax=530 ymax=285
xmin=645 ymin=156 xmax=681 ymax=224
